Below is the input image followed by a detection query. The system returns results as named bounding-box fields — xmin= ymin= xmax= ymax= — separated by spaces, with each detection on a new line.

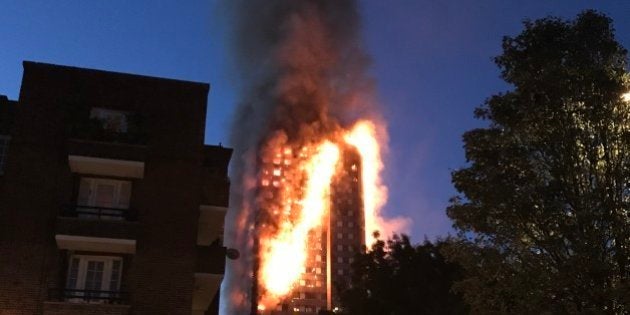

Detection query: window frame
xmin=65 ymin=254 xmax=124 ymax=303
xmin=76 ymin=177 xmax=132 ymax=220
xmin=89 ymin=107 xmax=129 ymax=133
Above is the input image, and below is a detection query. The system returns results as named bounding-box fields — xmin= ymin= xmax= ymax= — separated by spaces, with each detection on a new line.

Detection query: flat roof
xmin=22 ymin=60 xmax=210 ymax=93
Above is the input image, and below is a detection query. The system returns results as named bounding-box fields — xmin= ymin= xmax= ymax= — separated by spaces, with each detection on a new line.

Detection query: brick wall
xmin=42 ymin=302 xmax=130 ymax=315
xmin=0 ymin=62 xmax=232 ymax=315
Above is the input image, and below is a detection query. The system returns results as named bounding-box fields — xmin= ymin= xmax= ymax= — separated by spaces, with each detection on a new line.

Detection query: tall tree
xmin=446 ymin=10 xmax=630 ymax=314
xmin=338 ymin=234 xmax=468 ymax=315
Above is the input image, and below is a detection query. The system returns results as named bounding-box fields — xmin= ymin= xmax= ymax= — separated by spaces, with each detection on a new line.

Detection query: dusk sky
xmin=1 ymin=1 xmax=629 ymax=240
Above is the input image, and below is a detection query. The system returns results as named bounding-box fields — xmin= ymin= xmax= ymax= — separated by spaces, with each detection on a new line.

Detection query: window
xmin=0 ymin=135 xmax=9 ymax=175
xmin=90 ymin=108 xmax=128 ymax=133
xmin=77 ymin=177 xmax=131 ymax=219
xmin=66 ymin=255 xmax=123 ymax=302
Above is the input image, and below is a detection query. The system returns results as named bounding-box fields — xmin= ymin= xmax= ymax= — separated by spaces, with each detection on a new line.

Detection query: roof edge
xmin=22 ymin=60 xmax=210 ymax=93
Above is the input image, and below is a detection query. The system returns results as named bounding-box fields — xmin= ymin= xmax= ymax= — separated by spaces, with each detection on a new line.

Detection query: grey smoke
xmin=219 ymin=1 xmax=375 ymax=314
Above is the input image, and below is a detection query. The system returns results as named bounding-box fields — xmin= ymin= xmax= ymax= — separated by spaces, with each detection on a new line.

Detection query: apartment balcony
xmin=201 ymin=179 xmax=230 ymax=207
xmin=196 ymin=243 xmax=226 ymax=275
xmin=67 ymin=139 xmax=146 ymax=179
xmin=44 ymin=289 xmax=130 ymax=315
xmin=193 ymin=243 xmax=226 ymax=315
xmin=55 ymin=205 xmax=138 ymax=254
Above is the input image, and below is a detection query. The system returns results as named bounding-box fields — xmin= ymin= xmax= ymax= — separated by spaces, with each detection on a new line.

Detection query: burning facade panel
xmin=255 ymin=146 xmax=364 ymax=314
xmin=222 ymin=2 xmax=411 ymax=314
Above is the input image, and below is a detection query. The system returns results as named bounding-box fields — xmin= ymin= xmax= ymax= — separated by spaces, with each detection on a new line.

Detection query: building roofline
xmin=22 ymin=60 xmax=210 ymax=93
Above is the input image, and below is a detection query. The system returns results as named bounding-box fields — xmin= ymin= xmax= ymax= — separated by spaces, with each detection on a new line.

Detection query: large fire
xmin=256 ymin=119 xmax=389 ymax=309
xmin=222 ymin=2 xmax=412 ymax=314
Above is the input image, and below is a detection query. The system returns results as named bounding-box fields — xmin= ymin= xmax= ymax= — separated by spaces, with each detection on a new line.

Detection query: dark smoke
xmin=220 ymin=1 xmax=376 ymax=314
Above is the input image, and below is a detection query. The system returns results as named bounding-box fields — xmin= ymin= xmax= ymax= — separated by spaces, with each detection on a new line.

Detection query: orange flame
xmin=257 ymin=120 xmax=410 ymax=310
xmin=258 ymin=141 xmax=340 ymax=307
xmin=344 ymin=120 xmax=388 ymax=245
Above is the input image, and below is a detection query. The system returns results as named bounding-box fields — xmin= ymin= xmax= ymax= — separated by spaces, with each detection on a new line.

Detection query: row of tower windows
xmin=336 ymin=221 xmax=355 ymax=228
xmin=337 ymin=232 xmax=355 ymax=240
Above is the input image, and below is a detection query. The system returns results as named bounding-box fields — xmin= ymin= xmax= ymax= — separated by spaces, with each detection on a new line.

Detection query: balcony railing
xmin=48 ymin=288 xmax=129 ymax=304
xmin=61 ymin=205 xmax=137 ymax=221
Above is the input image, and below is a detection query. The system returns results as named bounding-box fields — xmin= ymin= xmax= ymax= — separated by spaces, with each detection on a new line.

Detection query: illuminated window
xmin=337 ymin=257 xmax=343 ymax=263
xmin=0 ymin=135 xmax=9 ymax=175
xmin=337 ymin=245 xmax=343 ymax=251
xmin=337 ymin=221 xmax=343 ymax=227
xmin=348 ymin=222 xmax=354 ymax=228
xmin=348 ymin=234 xmax=354 ymax=240
xmin=337 ymin=269 xmax=344 ymax=275
xmin=337 ymin=233 xmax=343 ymax=239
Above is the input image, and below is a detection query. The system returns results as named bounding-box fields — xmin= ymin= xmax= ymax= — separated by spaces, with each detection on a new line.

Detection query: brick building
xmin=0 ymin=61 xmax=233 ymax=315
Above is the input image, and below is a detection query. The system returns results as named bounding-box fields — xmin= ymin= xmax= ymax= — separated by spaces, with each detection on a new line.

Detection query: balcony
xmin=193 ymin=243 xmax=226 ymax=315
xmin=197 ymin=205 xmax=227 ymax=246
xmin=48 ymin=288 xmax=129 ymax=304
xmin=61 ymin=205 xmax=137 ymax=221
xmin=196 ymin=244 xmax=226 ymax=275
xmin=44 ymin=289 xmax=130 ymax=315
xmin=67 ymin=139 xmax=145 ymax=178
xmin=55 ymin=205 xmax=138 ymax=254
xmin=201 ymin=179 xmax=230 ymax=207
xmin=68 ymin=111 xmax=148 ymax=146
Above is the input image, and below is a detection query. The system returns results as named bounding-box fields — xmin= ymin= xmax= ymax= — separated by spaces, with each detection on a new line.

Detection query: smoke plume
xmin=219 ymin=1 xmax=406 ymax=314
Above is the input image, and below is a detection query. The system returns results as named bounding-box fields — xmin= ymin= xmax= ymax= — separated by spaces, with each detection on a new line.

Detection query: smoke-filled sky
xmin=1 ymin=1 xmax=629 ymax=240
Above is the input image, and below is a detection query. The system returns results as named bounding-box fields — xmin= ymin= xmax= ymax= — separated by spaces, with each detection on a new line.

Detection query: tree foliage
xmin=338 ymin=234 xmax=468 ymax=315
xmin=446 ymin=10 xmax=630 ymax=314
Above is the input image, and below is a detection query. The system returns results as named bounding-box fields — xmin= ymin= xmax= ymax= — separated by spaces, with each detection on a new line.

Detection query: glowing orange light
xmin=258 ymin=141 xmax=340 ymax=308
xmin=344 ymin=120 xmax=387 ymax=245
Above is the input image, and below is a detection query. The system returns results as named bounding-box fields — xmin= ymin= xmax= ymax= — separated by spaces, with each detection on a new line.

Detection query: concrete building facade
xmin=0 ymin=61 xmax=232 ymax=315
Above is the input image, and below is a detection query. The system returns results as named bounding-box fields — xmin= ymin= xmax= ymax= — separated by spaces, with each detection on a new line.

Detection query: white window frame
xmin=66 ymin=254 xmax=123 ymax=303
xmin=77 ymin=177 xmax=132 ymax=220
xmin=0 ymin=135 xmax=10 ymax=175
xmin=80 ymin=177 xmax=131 ymax=208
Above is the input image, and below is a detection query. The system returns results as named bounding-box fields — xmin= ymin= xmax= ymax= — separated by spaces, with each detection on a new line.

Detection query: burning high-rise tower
xmin=221 ymin=1 xmax=411 ymax=314
xmin=254 ymin=145 xmax=365 ymax=314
